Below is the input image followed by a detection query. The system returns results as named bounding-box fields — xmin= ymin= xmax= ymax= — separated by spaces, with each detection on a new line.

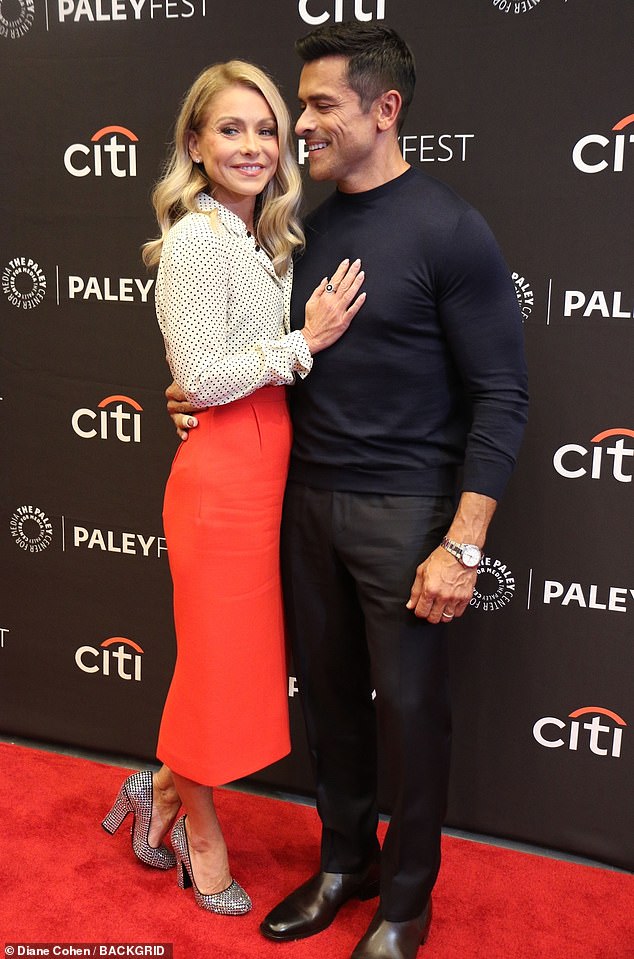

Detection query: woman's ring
xmin=442 ymin=611 xmax=454 ymax=619
xmin=325 ymin=283 xmax=335 ymax=292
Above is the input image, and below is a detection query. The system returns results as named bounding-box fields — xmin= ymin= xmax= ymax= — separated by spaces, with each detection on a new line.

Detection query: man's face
xmin=295 ymin=55 xmax=379 ymax=193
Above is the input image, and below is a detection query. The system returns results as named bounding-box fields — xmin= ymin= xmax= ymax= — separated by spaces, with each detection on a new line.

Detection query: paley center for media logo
xmin=512 ymin=271 xmax=534 ymax=321
xmin=2 ymin=257 xmax=47 ymax=309
xmin=573 ymin=113 xmax=634 ymax=174
xmin=470 ymin=555 xmax=516 ymax=612
xmin=533 ymin=706 xmax=627 ymax=759
xmin=71 ymin=522 xmax=166 ymax=557
xmin=553 ymin=427 xmax=634 ymax=484
xmin=540 ymin=577 xmax=633 ymax=614
xmin=9 ymin=505 xmax=54 ymax=553
xmin=490 ymin=0 xmax=566 ymax=14
xmin=2 ymin=257 xmax=153 ymax=310
xmin=64 ymin=125 xmax=138 ymax=178
xmin=0 ymin=0 xmax=34 ymax=38
xmin=58 ymin=0 xmax=206 ymax=24
xmin=72 ymin=394 xmax=143 ymax=443
xmin=75 ymin=636 xmax=144 ymax=681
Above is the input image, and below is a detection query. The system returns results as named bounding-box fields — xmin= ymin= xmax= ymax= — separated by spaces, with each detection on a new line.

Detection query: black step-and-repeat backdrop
xmin=2 ymin=0 xmax=632 ymax=872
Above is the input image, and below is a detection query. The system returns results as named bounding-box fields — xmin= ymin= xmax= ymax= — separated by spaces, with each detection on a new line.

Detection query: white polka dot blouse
xmin=156 ymin=192 xmax=312 ymax=408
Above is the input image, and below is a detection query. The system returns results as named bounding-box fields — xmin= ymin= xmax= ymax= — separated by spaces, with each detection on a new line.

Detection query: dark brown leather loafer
xmin=350 ymin=899 xmax=432 ymax=959
xmin=260 ymin=865 xmax=381 ymax=941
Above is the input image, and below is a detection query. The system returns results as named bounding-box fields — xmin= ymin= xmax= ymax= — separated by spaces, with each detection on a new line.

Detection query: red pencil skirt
xmin=157 ymin=386 xmax=292 ymax=785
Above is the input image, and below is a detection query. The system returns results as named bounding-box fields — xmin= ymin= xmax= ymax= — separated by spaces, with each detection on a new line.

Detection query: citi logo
xmin=64 ymin=125 xmax=138 ymax=178
xmin=298 ymin=0 xmax=384 ymax=25
xmin=533 ymin=707 xmax=626 ymax=759
xmin=572 ymin=114 xmax=634 ymax=174
xmin=72 ymin=395 xmax=142 ymax=443
xmin=75 ymin=636 xmax=143 ymax=681
xmin=553 ymin=428 xmax=634 ymax=483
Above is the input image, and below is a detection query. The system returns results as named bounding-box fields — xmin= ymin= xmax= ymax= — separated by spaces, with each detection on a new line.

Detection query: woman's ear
xmin=187 ymin=130 xmax=201 ymax=163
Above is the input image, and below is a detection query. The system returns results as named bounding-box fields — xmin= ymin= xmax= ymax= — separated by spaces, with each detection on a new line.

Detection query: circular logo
xmin=0 ymin=0 xmax=35 ymax=38
xmin=10 ymin=506 xmax=53 ymax=553
xmin=490 ymin=0 xmax=542 ymax=13
xmin=2 ymin=257 xmax=47 ymax=309
xmin=512 ymin=270 xmax=534 ymax=322
xmin=470 ymin=557 xmax=516 ymax=611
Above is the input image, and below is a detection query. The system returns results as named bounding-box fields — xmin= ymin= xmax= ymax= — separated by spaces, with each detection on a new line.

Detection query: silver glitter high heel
xmin=102 ymin=769 xmax=177 ymax=870
xmin=171 ymin=816 xmax=252 ymax=915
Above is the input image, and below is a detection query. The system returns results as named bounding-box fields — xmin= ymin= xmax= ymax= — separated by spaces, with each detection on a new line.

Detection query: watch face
xmin=461 ymin=545 xmax=481 ymax=568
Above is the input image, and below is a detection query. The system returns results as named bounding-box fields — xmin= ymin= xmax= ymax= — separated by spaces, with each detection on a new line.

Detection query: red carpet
xmin=0 ymin=742 xmax=632 ymax=958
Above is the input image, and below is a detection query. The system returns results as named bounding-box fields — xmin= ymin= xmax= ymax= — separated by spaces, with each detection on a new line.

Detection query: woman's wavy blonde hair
xmin=142 ymin=61 xmax=304 ymax=276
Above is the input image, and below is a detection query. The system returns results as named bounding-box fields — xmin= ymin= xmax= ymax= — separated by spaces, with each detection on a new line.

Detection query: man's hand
xmin=166 ymin=380 xmax=200 ymax=441
xmin=406 ymin=547 xmax=477 ymax=623
xmin=406 ymin=491 xmax=497 ymax=623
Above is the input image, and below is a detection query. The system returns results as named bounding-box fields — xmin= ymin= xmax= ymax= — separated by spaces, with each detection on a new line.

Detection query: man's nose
xmin=295 ymin=108 xmax=315 ymax=137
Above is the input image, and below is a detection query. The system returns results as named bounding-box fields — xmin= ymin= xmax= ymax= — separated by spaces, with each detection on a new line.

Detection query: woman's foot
xmin=148 ymin=770 xmax=181 ymax=849
xmin=184 ymin=817 xmax=232 ymax=894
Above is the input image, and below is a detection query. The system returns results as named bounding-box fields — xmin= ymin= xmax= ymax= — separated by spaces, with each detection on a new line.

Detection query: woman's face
xmin=188 ymin=84 xmax=280 ymax=214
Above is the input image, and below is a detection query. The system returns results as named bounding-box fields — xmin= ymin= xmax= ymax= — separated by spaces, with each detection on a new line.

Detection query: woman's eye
xmin=260 ymin=128 xmax=277 ymax=137
xmin=219 ymin=126 xmax=239 ymax=136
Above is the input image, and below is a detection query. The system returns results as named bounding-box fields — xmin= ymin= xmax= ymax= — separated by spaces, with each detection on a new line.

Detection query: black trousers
xmin=281 ymin=483 xmax=454 ymax=921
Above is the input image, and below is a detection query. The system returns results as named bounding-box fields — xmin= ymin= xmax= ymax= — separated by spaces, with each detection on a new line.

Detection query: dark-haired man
xmin=170 ymin=22 xmax=527 ymax=959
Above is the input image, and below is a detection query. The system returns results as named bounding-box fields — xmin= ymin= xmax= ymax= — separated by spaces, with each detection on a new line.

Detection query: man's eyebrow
xmin=298 ymin=93 xmax=339 ymax=104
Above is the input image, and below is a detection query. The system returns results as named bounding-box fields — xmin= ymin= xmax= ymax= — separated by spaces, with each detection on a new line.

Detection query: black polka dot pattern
xmin=156 ymin=192 xmax=312 ymax=408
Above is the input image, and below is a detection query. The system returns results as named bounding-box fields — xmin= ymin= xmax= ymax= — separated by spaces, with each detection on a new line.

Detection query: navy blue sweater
xmin=288 ymin=168 xmax=528 ymax=501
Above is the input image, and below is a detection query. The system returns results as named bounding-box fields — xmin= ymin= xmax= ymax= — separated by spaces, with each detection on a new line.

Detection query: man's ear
xmin=375 ymin=90 xmax=403 ymax=132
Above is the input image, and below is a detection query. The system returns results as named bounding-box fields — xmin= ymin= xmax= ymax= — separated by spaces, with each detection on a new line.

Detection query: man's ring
xmin=442 ymin=611 xmax=454 ymax=619
xmin=325 ymin=283 xmax=335 ymax=292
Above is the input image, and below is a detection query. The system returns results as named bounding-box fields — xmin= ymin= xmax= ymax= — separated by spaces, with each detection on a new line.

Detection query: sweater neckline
xmin=334 ymin=166 xmax=415 ymax=204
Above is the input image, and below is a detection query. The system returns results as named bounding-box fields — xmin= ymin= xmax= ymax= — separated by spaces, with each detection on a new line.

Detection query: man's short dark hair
xmin=295 ymin=21 xmax=416 ymax=132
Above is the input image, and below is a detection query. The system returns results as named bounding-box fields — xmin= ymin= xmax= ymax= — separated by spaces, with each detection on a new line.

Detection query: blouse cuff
xmin=288 ymin=329 xmax=313 ymax=379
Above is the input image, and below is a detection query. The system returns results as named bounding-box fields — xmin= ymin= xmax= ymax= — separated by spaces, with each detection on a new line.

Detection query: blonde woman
xmin=102 ymin=60 xmax=365 ymax=915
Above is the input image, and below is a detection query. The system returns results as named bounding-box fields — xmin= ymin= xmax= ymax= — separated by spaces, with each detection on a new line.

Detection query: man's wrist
xmin=440 ymin=537 xmax=482 ymax=569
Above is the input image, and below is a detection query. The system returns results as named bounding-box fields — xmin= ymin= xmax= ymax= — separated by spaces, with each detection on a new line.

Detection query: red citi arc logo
xmin=572 ymin=114 xmax=634 ymax=174
xmin=75 ymin=637 xmax=144 ymax=681
xmin=72 ymin=394 xmax=143 ymax=443
xmin=533 ymin=707 xmax=626 ymax=758
xmin=553 ymin=428 xmax=634 ymax=483
xmin=64 ymin=125 xmax=138 ymax=178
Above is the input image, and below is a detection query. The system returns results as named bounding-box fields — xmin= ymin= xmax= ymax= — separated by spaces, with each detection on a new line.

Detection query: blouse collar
xmin=195 ymin=192 xmax=285 ymax=287
xmin=196 ymin=191 xmax=252 ymax=238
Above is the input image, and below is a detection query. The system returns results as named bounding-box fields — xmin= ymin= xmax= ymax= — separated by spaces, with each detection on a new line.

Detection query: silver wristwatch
xmin=440 ymin=537 xmax=482 ymax=568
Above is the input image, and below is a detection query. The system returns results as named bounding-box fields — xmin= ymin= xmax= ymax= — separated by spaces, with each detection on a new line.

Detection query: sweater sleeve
xmin=156 ymin=223 xmax=312 ymax=409
xmin=437 ymin=208 xmax=529 ymax=500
